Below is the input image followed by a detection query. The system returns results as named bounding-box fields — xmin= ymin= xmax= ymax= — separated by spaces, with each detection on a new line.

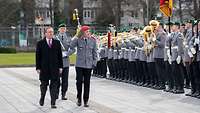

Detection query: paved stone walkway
xmin=0 ymin=67 xmax=200 ymax=113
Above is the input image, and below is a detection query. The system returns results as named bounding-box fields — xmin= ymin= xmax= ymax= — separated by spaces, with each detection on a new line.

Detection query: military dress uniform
xmin=153 ymin=30 xmax=166 ymax=89
xmin=183 ymin=28 xmax=193 ymax=89
xmin=56 ymin=32 xmax=71 ymax=99
xmin=167 ymin=31 xmax=184 ymax=94
xmin=188 ymin=31 xmax=200 ymax=98
xmin=98 ymin=44 xmax=108 ymax=78
xmin=68 ymin=30 xmax=97 ymax=106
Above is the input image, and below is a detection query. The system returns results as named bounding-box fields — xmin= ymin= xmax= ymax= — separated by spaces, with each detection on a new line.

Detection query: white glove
xmin=190 ymin=48 xmax=196 ymax=54
xmin=188 ymin=51 xmax=193 ymax=58
xmin=168 ymin=56 xmax=172 ymax=64
xmin=59 ymin=68 xmax=63 ymax=74
xmin=36 ymin=69 xmax=40 ymax=74
xmin=167 ymin=49 xmax=171 ymax=59
xmin=194 ymin=38 xmax=200 ymax=45
xmin=167 ymin=33 xmax=171 ymax=37
xmin=152 ymin=37 xmax=156 ymax=41
xmin=176 ymin=56 xmax=181 ymax=64
xmin=62 ymin=51 xmax=68 ymax=57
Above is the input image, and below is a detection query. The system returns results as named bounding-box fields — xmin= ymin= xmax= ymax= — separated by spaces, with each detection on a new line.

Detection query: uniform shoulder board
xmin=90 ymin=36 xmax=96 ymax=41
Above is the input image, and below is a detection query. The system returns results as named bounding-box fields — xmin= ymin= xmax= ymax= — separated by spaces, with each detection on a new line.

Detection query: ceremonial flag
xmin=160 ymin=0 xmax=173 ymax=17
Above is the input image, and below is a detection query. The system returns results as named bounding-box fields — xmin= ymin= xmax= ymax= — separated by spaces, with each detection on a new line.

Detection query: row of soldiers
xmin=93 ymin=20 xmax=200 ymax=99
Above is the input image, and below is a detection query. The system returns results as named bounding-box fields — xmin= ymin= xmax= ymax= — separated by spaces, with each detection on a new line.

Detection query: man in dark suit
xmin=36 ymin=27 xmax=63 ymax=109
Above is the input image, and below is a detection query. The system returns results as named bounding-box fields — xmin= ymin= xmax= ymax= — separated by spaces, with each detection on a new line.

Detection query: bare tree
xmin=0 ymin=0 xmax=21 ymax=27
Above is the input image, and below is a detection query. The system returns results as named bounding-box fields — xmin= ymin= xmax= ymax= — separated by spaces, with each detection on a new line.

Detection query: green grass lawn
xmin=0 ymin=53 xmax=76 ymax=66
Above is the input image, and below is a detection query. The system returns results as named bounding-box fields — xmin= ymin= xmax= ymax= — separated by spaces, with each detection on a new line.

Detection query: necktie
xmin=48 ymin=39 xmax=52 ymax=48
xmin=85 ymin=38 xmax=87 ymax=44
xmin=61 ymin=35 xmax=64 ymax=40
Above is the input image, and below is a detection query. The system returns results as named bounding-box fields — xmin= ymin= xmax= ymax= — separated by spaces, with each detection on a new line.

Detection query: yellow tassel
xmin=73 ymin=13 xmax=76 ymax=21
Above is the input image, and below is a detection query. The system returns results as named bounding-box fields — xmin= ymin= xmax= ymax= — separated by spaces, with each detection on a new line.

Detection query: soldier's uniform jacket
xmin=119 ymin=41 xmax=126 ymax=59
xmin=126 ymin=40 xmax=135 ymax=62
xmin=107 ymin=48 xmax=113 ymax=60
xmin=113 ymin=44 xmax=119 ymax=60
xmin=133 ymin=37 xmax=144 ymax=60
xmin=99 ymin=44 xmax=108 ymax=59
xmin=56 ymin=32 xmax=71 ymax=67
xmin=153 ymin=30 xmax=166 ymax=59
xmin=124 ymin=40 xmax=130 ymax=60
xmin=68 ymin=36 xmax=97 ymax=69
xmin=183 ymin=29 xmax=193 ymax=62
xmin=167 ymin=32 xmax=184 ymax=62
xmin=189 ymin=32 xmax=200 ymax=62
xmin=164 ymin=33 xmax=171 ymax=61
xmin=139 ymin=39 xmax=147 ymax=62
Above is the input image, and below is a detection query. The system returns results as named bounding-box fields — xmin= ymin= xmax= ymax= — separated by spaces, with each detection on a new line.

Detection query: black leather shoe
xmin=76 ymin=99 xmax=81 ymax=106
xmin=185 ymin=91 xmax=195 ymax=96
xmin=62 ymin=96 xmax=68 ymax=100
xmin=51 ymin=105 xmax=57 ymax=109
xmin=39 ymin=98 xmax=44 ymax=106
xmin=84 ymin=102 xmax=89 ymax=107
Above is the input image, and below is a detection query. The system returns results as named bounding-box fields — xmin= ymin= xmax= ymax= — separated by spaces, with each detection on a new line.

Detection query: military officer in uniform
xmin=67 ymin=26 xmax=97 ymax=107
xmin=188 ymin=21 xmax=200 ymax=98
xmin=153 ymin=22 xmax=167 ymax=90
xmin=56 ymin=23 xmax=72 ymax=100
xmin=167 ymin=22 xmax=184 ymax=94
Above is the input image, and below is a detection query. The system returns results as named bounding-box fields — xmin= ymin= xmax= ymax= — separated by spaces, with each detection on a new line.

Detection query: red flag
xmin=160 ymin=0 xmax=173 ymax=17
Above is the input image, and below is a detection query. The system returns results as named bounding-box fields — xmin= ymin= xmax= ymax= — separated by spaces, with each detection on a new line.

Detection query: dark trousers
xmin=155 ymin=58 xmax=165 ymax=87
xmin=192 ymin=61 xmax=200 ymax=92
xmin=135 ymin=60 xmax=141 ymax=83
xmin=141 ymin=61 xmax=148 ymax=84
xmin=171 ymin=61 xmax=184 ymax=89
xmin=75 ymin=67 xmax=92 ymax=103
xmin=96 ymin=61 xmax=101 ymax=76
xmin=165 ymin=61 xmax=173 ymax=89
xmin=108 ymin=59 xmax=114 ymax=78
xmin=58 ymin=67 xmax=69 ymax=97
xmin=114 ymin=59 xmax=120 ymax=79
xmin=185 ymin=62 xmax=192 ymax=87
xmin=147 ymin=62 xmax=157 ymax=85
xmin=40 ymin=79 xmax=59 ymax=105
xmin=100 ymin=58 xmax=107 ymax=77
xmin=128 ymin=61 xmax=135 ymax=81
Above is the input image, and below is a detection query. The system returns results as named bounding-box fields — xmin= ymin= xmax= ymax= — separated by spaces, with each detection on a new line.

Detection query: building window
xmin=88 ymin=11 xmax=90 ymax=17
xmin=91 ymin=10 xmax=94 ymax=18
xmin=84 ymin=10 xmax=87 ymax=17
xmin=47 ymin=11 xmax=50 ymax=17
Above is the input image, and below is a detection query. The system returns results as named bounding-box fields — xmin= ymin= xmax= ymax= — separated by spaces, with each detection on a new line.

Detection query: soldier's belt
xmin=135 ymin=47 xmax=143 ymax=50
xmin=172 ymin=46 xmax=178 ymax=49
xmin=114 ymin=50 xmax=117 ymax=52
xmin=131 ymin=50 xmax=136 ymax=52
xmin=165 ymin=46 xmax=169 ymax=49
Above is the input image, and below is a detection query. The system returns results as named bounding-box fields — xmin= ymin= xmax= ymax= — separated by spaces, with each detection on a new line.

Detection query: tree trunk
xmin=115 ymin=0 xmax=121 ymax=29
xmin=179 ymin=0 xmax=183 ymax=23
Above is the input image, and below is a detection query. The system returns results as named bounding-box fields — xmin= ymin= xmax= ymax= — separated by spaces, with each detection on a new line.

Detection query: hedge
xmin=0 ymin=47 xmax=17 ymax=53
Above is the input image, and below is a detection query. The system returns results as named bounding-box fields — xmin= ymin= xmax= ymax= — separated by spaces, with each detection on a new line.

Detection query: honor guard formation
xmin=92 ymin=19 xmax=200 ymax=99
